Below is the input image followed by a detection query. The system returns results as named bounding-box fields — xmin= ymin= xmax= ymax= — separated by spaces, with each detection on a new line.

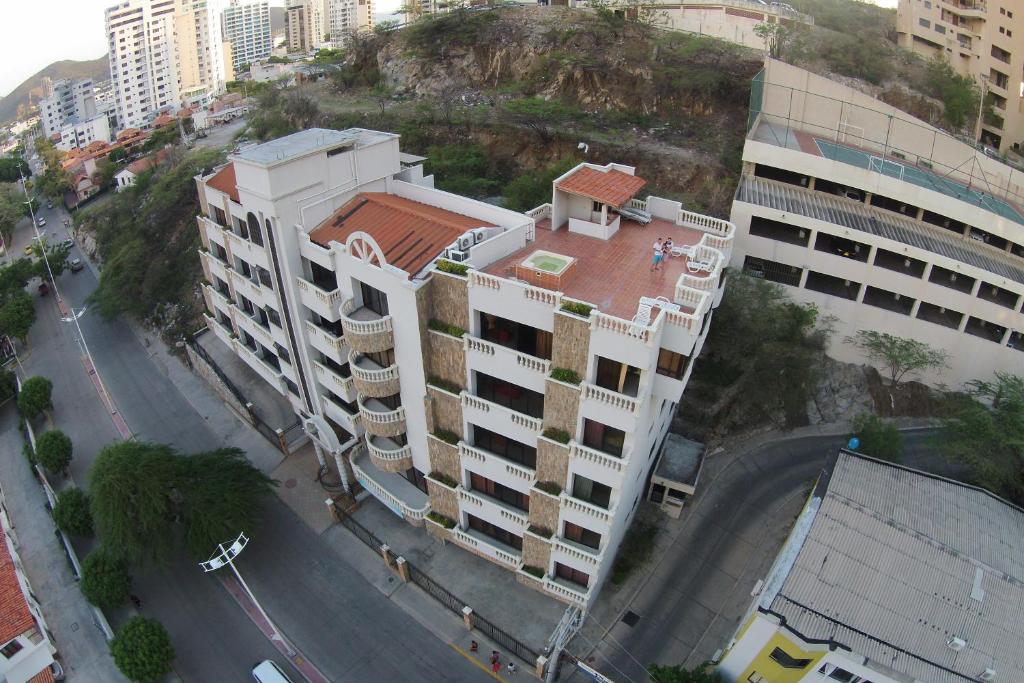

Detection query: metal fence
xmin=334 ymin=503 xmax=542 ymax=664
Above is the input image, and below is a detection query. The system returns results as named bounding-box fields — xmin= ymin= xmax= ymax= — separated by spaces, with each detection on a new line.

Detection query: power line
xmin=571 ymin=627 xmax=647 ymax=683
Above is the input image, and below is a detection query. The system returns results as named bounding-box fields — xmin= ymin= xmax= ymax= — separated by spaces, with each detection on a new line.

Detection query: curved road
xmin=573 ymin=429 xmax=958 ymax=683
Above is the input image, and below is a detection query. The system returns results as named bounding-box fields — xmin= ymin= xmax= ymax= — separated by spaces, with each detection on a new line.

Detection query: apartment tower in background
xmin=327 ymin=0 xmax=374 ymax=48
xmin=194 ymin=127 xmax=732 ymax=608
xmin=175 ymin=0 xmax=234 ymax=107
xmin=39 ymin=79 xmax=96 ymax=139
xmin=222 ymin=0 xmax=273 ymax=72
xmin=897 ymin=0 xmax=1023 ymax=152
xmin=284 ymin=0 xmax=323 ymax=52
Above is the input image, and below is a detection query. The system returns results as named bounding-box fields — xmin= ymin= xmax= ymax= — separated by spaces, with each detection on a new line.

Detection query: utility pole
xmin=974 ymin=73 xmax=990 ymax=146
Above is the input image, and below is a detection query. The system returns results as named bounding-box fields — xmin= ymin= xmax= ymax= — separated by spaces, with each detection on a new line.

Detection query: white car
xmin=252 ymin=660 xmax=292 ymax=683
xmin=36 ymin=216 xmax=46 ymax=227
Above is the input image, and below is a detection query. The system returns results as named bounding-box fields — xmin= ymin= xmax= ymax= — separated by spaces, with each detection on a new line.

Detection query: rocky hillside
xmin=0 ymin=56 xmax=110 ymax=124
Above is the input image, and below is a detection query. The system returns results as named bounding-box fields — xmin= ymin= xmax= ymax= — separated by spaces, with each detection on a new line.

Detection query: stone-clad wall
xmin=542 ymin=379 xmax=581 ymax=435
xmin=425 ymin=387 xmax=464 ymax=439
xmin=536 ymin=438 xmax=570 ymax=489
xmin=523 ymin=533 xmax=552 ymax=570
xmin=425 ymin=331 xmax=466 ymax=390
xmin=429 ymin=271 xmax=470 ymax=331
xmin=551 ymin=311 xmax=590 ymax=377
xmin=427 ymin=436 xmax=461 ymax=480
xmin=528 ymin=488 xmax=561 ymax=531
xmin=426 ymin=478 xmax=460 ymax=520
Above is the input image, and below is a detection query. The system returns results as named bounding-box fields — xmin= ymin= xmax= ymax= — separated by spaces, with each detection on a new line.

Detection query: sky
xmin=1 ymin=0 xmax=895 ymax=98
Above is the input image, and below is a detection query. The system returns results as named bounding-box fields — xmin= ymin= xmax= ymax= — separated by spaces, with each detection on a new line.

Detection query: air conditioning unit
xmin=457 ymin=234 xmax=473 ymax=251
xmin=446 ymin=249 xmax=469 ymax=263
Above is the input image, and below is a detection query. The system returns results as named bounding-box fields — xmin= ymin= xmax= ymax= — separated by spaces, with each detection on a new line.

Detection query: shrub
xmin=850 ymin=413 xmax=903 ymax=462
xmin=53 ymin=488 xmax=93 ymax=536
xmin=550 ymin=368 xmax=581 ymax=385
xmin=427 ymin=376 xmax=461 ymax=394
xmin=528 ymin=525 xmax=552 ymax=538
xmin=432 ymin=429 xmax=460 ymax=445
xmin=436 ymin=260 xmax=468 ymax=277
xmin=429 ymin=471 xmax=459 ymax=489
xmin=35 ymin=429 xmax=72 ymax=474
xmin=535 ymin=481 xmax=562 ymax=496
xmin=522 ymin=565 xmax=545 ymax=579
xmin=427 ymin=511 xmax=457 ymax=529
xmin=560 ymin=301 xmax=592 ymax=317
xmin=428 ymin=318 xmax=466 ymax=338
xmin=17 ymin=376 xmax=53 ymax=420
xmin=81 ymin=547 xmax=132 ymax=609
xmin=110 ymin=616 xmax=175 ymax=683
xmin=542 ymin=427 xmax=571 ymax=444
xmin=611 ymin=522 xmax=658 ymax=585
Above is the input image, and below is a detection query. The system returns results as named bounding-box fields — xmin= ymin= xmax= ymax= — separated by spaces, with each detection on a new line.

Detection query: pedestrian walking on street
xmin=129 ymin=594 xmax=141 ymax=609
xmin=507 ymin=662 xmax=517 ymax=675
xmin=491 ymin=651 xmax=501 ymax=674
xmin=470 ymin=640 xmax=478 ymax=653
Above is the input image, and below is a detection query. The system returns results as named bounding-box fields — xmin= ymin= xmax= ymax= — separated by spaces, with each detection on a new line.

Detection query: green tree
xmin=502 ymin=158 xmax=577 ymax=212
xmin=16 ymin=375 xmax=53 ymax=420
xmin=648 ymin=662 xmax=722 ymax=683
xmin=423 ymin=145 xmax=503 ymax=198
xmin=850 ymin=413 xmax=903 ymax=461
xmin=0 ymin=291 xmax=35 ymax=342
xmin=89 ymin=442 xmax=181 ymax=564
xmin=53 ymin=487 xmax=93 ymax=536
xmin=753 ymin=21 xmax=790 ymax=59
xmin=500 ymin=97 xmax=580 ymax=144
xmin=110 ymin=616 xmax=175 ymax=683
xmin=0 ymin=156 xmax=30 ymax=183
xmin=35 ymin=429 xmax=73 ymax=474
xmin=0 ymin=183 xmax=25 ymax=245
xmin=845 ymin=330 xmax=948 ymax=387
xmin=0 ymin=370 xmax=15 ymax=403
xmin=921 ymin=57 xmax=980 ymax=130
xmin=937 ymin=373 xmax=1024 ymax=505
xmin=81 ymin=547 xmax=132 ymax=609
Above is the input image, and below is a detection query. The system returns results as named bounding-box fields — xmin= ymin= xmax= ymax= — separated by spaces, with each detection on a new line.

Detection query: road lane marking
xmin=449 ymin=643 xmax=506 ymax=681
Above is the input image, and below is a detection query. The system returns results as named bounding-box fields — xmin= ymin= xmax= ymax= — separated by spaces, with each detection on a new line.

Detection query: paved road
xmin=574 ymin=429 xmax=958 ymax=683
xmin=9 ymin=204 xmax=490 ymax=681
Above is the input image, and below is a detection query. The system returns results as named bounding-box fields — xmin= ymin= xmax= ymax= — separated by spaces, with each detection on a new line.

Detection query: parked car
xmin=23 ymin=245 xmax=33 ymax=256
xmin=61 ymin=238 xmax=74 ymax=250
xmin=252 ymin=660 xmax=292 ymax=683
xmin=37 ymin=282 xmax=48 ymax=297
xmin=46 ymin=200 xmax=53 ymax=209
xmin=70 ymin=258 xmax=84 ymax=273
xmin=36 ymin=216 xmax=46 ymax=227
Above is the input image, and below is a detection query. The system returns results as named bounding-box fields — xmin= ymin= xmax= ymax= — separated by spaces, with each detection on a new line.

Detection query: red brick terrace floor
xmin=484 ymin=218 xmax=710 ymax=320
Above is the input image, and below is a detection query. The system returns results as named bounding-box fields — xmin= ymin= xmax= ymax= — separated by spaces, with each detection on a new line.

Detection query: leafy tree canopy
xmin=845 ymin=330 xmax=948 ymax=387
xmin=81 ymin=547 xmax=132 ymax=609
xmin=35 ymin=429 xmax=73 ymax=474
xmin=110 ymin=616 xmax=175 ymax=683
xmin=502 ymin=158 xmax=577 ymax=212
xmin=16 ymin=375 xmax=52 ymax=420
xmin=850 ymin=413 xmax=903 ymax=461
xmin=0 ymin=156 xmax=30 ymax=183
xmin=53 ymin=487 xmax=93 ymax=537
xmin=648 ymin=662 xmax=722 ymax=683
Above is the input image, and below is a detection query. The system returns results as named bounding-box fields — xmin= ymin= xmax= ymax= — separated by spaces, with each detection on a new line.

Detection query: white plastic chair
xmin=670 ymin=245 xmax=693 ymax=258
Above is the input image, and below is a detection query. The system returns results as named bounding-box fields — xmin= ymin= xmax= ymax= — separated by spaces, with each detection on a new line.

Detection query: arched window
xmin=247 ymin=212 xmax=264 ymax=246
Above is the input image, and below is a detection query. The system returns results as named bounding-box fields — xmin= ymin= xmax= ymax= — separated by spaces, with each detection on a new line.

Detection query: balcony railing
xmin=349 ymin=351 xmax=401 ymax=398
xmin=340 ymin=299 xmax=394 ymax=353
xmin=457 ymin=486 xmax=529 ymax=528
xmin=464 ymin=335 xmax=552 ymax=376
xmin=358 ymin=397 xmax=407 ymax=438
xmin=569 ymin=441 xmax=626 ymax=474
xmin=451 ymin=527 xmax=522 ymax=569
xmin=458 ymin=442 xmax=535 ymax=485
xmin=561 ymin=493 xmax=614 ymax=525
xmin=551 ymin=537 xmax=602 ymax=568
xmin=542 ymin=576 xmax=590 ymax=605
xmin=460 ymin=392 xmax=543 ymax=433
xmin=581 ymin=382 xmax=640 ymax=414
xmin=296 ymin=277 xmax=343 ymax=320
xmin=313 ymin=360 xmax=354 ymax=397
xmin=365 ymin=435 xmax=413 ymax=472
xmin=352 ymin=448 xmax=429 ymax=521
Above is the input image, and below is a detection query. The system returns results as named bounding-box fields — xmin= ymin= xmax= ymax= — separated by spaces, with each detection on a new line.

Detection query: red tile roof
xmin=152 ymin=114 xmax=175 ymax=128
xmin=0 ymin=532 xmax=35 ymax=646
xmin=126 ymin=148 xmax=170 ymax=175
xmin=27 ymin=668 xmax=55 ymax=683
xmin=556 ymin=167 xmax=647 ymax=208
xmin=310 ymin=193 xmax=484 ymax=277
xmin=207 ymin=163 xmax=240 ymax=203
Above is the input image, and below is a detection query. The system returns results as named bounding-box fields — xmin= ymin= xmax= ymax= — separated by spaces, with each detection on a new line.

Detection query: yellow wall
xmin=737 ymin=630 xmax=826 ymax=683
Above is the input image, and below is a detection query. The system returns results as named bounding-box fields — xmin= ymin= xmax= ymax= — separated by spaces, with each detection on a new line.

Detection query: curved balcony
xmin=365 ymin=435 xmax=413 ymax=473
xmin=349 ymin=350 xmax=401 ymax=398
xmin=340 ymin=299 xmax=394 ymax=353
xmin=357 ymin=397 xmax=407 ymax=438
xmin=351 ymin=446 xmax=429 ymax=525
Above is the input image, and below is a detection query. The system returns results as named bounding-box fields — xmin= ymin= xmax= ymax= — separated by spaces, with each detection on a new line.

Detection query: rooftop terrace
xmin=232 ymin=127 xmax=395 ymax=167
xmin=483 ymin=217 xmax=711 ymax=320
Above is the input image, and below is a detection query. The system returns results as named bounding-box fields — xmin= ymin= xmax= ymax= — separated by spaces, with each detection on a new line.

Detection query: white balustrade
xmin=469 ymin=271 xmax=503 ymax=290
xmin=458 ymin=487 xmax=529 ymax=527
xmin=543 ymin=577 xmax=589 ymax=604
xmin=627 ymin=198 xmax=648 ymax=211
xmin=366 ymin=437 xmax=412 ymax=463
xmin=570 ymin=441 xmax=626 ymax=473
xmin=459 ymin=392 xmax=543 ymax=432
xmin=340 ymin=299 xmax=394 ymax=334
xmin=464 ymin=336 xmax=552 ymax=376
xmin=581 ymin=382 xmax=639 ymax=414
xmin=305 ymin=320 xmax=345 ymax=352
xmin=552 ymin=538 xmax=602 ymax=567
xmin=350 ymin=352 xmax=400 ymax=383
xmin=297 ymin=277 xmax=342 ymax=306
xmin=525 ymin=203 xmax=552 ymax=220
xmin=358 ymin=398 xmax=406 ymax=427
xmin=313 ymin=361 xmax=353 ymax=395
xmin=353 ymin=459 xmax=429 ymax=521
xmin=451 ymin=529 xmax=522 ymax=568
xmin=560 ymin=493 xmax=614 ymax=524
xmin=591 ymin=311 xmax=651 ymax=342
xmin=458 ymin=442 xmax=534 ymax=483
xmin=678 ymin=210 xmax=735 ymax=239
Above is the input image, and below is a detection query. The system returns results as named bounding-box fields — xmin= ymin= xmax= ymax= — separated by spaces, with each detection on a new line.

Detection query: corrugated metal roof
xmin=736 ymin=176 xmax=1024 ymax=286
xmin=769 ymin=453 xmax=1024 ymax=683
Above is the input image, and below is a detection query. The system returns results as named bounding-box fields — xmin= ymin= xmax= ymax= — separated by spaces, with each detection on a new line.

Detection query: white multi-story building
xmin=222 ymin=0 xmax=272 ymax=72
xmin=327 ymin=0 xmax=373 ymax=48
xmin=105 ymin=0 xmax=181 ymax=129
xmin=284 ymin=0 xmax=323 ymax=52
xmin=55 ymin=114 xmax=112 ymax=151
xmin=718 ymin=450 xmax=1024 ymax=683
xmin=194 ymin=127 xmax=733 ymax=607
xmin=39 ymin=79 xmax=96 ymax=140
xmin=175 ymin=0 xmax=234 ymax=107
xmin=732 ymin=59 xmax=1024 ymax=387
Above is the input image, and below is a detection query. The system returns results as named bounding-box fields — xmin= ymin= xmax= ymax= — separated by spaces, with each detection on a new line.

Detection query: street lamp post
xmin=974 ymin=73 xmax=990 ymax=146
xmin=199 ymin=533 xmax=295 ymax=656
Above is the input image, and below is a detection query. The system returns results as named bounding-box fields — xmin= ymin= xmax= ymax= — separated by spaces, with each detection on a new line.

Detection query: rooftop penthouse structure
xmin=195 ymin=128 xmax=733 ymax=607
xmin=732 ymin=59 xmax=1024 ymax=386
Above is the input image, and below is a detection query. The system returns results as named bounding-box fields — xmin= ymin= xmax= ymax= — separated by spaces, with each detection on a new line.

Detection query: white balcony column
xmin=600 ymin=203 xmax=608 ymax=226
xmin=332 ymin=449 xmax=351 ymax=493
xmin=798 ymin=268 xmax=809 ymax=288
xmin=866 ymin=244 xmax=878 ymax=265
xmin=909 ymin=299 xmax=922 ymax=318
xmin=312 ymin=441 xmax=326 ymax=468
xmin=921 ymin=262 xmax=933 ymax=282
xmin=1001 ymin=326 xmax=1013 ymax=346
xmin=855 ymin=283 xmax=866 ymax=303
xmin=1015 ymin=293 xmax=1024 ymax=313
xmin=969 ymin=278 xmax=982 ymax=297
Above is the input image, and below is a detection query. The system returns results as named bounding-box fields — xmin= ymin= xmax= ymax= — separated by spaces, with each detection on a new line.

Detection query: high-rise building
xmin=222 ymin=0 xmax=272 ymax=72
xmin=731 ymin=59 xmax=1024 ymax=387
xmin=897 ymin=0 xmax=1022 ymax=152
xmin=284 ymin=0 xmax=323 ymax=52
xmin=39 ymin=79 xmax=96 ymax=140
xmin=105 ymin=0 xmax=232 ymax=130
xmin=718 ymin=450 xmax=1024 ymax=683
xmin=327 ymin=0 xmax=373 ymax=48
xmin=194 ymin=127 xmax=733 ymax=609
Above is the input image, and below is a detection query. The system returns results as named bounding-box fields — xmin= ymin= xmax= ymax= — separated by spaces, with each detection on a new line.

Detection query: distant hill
xmin=0 ymin=56 xmax=110 ymax=125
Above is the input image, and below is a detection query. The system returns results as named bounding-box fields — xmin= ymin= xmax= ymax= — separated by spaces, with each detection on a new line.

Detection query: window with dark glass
xmin=212 ymin=206 xmax=227 ymax=226
xmin=360 ymin=281 xmax=389 ymax=316
xmin=405 ymin=467 xmax=428 ymax=494
xmin=768 ymin=648 xmax=811 ymax=669
xmin=326 ymin=391 xmax=357 ymax=414
xmin=656 ymin=348 xmax=689 ymax=380
xmin=284 ymin=378 xmax=299 ymax=396
xmin=467 ymin=514 xmax=522 ymax=550
xmin=472 ymin=425 xmax=536 ymax=468
xmin=469 ymin=472 xmax=530 ymax=511
xmin=475 ymin=372 xmax=544 ymax=418
xmin=0 ymin=639 xmax=23 ymax=659
xmin=309 ymin=260 xmax=337 ymax=292
xmin=572 ymin=474 xmax=612 ymax=509
xmin=266 ymin=307 xmax=281 ymax=328
xmin=594 ymin=356 xmax=641 ymax=397
xmin=246 ymin=212 xmax=264 ymax=246
xmin=563 ymin=521 xmax=601 ymax=550
xmin=478 ymin=312 xmax=552 ymax=359
xmin=650 ymin=483 xmax=665 ymax=503
xmin=274 ymin=343 xmax=290 ymax=364
xmin=554 ymin=562 xmax=589 ymax=588
xmin=582 ymin=419 xmax=625 ymax=457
